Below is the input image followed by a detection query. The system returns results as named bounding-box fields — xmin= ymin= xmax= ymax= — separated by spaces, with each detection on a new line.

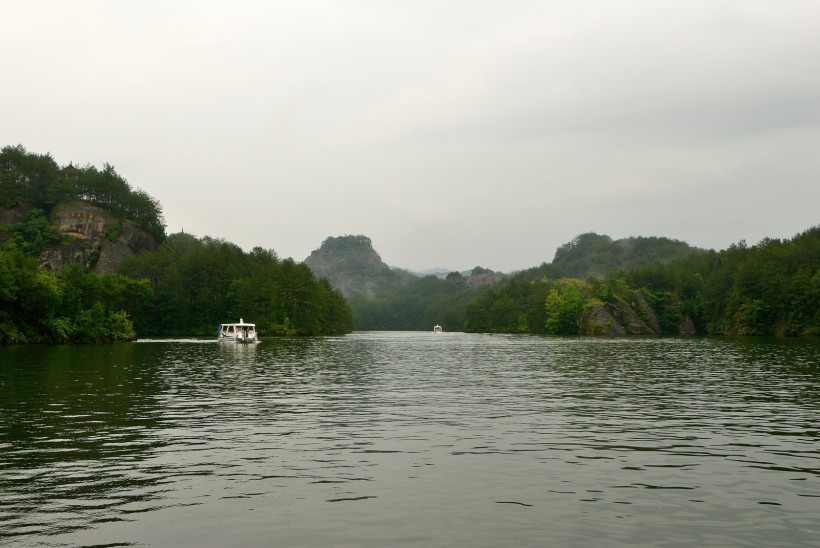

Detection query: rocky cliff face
xmin=581 ymin=291 xmax=695 ymax=335
xmin=39 ymin=202 xmax=159 ymax=273
xmin=464 ymin=267 xmax=504 ymax=288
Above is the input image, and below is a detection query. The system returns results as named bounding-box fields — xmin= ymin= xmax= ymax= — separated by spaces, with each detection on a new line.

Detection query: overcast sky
xmin=3 ymin=1 xmax=819 ymax=272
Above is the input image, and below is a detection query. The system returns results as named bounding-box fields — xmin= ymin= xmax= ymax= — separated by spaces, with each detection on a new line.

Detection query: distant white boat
xmin=433 ymin=324 xmax=442 ymax=333
xmin=217 ymin=318 xmax=259 ymax=343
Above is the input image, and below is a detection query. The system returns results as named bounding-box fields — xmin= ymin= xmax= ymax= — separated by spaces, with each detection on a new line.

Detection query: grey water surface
xmin=1 ymin=333 xmax=819 ymax=547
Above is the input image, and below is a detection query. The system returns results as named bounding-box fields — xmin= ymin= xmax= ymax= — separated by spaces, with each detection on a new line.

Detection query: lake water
xmin=1 ymin=333 xmax=819 ymax=547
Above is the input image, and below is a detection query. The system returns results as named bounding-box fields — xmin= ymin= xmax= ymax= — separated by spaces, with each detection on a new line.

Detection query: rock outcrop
xmin=464 ymin=267 xmax=503 ymax=288
xmin=582 ymin=303 xmax=629 ymax=336
xmin=581 ymin=290 xmax=695 ymax=336
xmin=678 ymin=315 xmax=696 ymax=335
xmin=39 ymin=202 xmax=159 ymax=273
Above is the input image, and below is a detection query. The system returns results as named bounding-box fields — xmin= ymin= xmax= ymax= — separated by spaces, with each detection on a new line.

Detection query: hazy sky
xmin=3 ymin=1 xmax=819 ymax=272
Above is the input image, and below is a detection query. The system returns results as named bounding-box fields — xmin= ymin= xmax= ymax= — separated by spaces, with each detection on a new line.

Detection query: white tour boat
xmin=433 ymin=324 xmax=443 ymax=333
xmin=218 ymin=318 xmax=259 ymax=343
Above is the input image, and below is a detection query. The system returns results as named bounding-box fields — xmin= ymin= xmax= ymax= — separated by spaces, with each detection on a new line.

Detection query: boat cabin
xmin=218 ymin=318 xmax=259 ymax=343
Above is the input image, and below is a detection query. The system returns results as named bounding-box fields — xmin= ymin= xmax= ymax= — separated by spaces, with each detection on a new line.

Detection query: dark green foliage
xmin=1 ymin=228 xmax=354 ymax=344
xmin=544 ymin=279 xmax=590 ymax=335
xmin=0 ymin=242 xmax=60 ymax=343
xmin=462 ymin=277 xmax=594 ymax=335
xmin=463 ymin=227 xmax=820 ymax=337
xmin=701 ymin=228 xmax=820 ymax=336
xmin=10 ymin=209 xmax=63 ymax=255
xmin=621 ymin=229 xmax=820 ymax=336
xmin=119 ymin=234 xmax=354 ymax=337
xmin=106 ymin=220 xmax=124 ymax=243
xmin=0 ymin=242 xmax=148 ymax=343
xmin=464 ymin=278 xmax=552 ymax=334
xmin=0 ymin=145 xmax=63 ymax=210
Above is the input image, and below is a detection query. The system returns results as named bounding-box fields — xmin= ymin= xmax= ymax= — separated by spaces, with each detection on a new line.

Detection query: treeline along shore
xmin=325 ymin=230 xmax=819 ymax=337
xmin=460 ymin=229 xmax=820 ymax=336
xmin=1 ymin=144 xmax=818 ymax=343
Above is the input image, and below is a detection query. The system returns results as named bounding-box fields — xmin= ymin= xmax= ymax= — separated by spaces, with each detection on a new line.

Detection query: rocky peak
xmin=304 ymin=234 xmax=416 ymax=297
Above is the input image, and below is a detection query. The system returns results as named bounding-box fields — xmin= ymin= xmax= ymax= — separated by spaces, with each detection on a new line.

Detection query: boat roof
xmin=220 ymin=322 xmax=256 ymax=327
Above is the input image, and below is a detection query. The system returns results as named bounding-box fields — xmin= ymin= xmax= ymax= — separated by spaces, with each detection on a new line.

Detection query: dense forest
xmin=462 ymin=227 xmax=820 ymax=336
xmin=0 ymin=145 xmax=353 ymax=343
xmin=118 ymin=233 xmax=353 ymax=338
xmin=0 ymin=231 xmax=354 ymax=343
xmin=0 ymin=243 xmax=149 ymax=344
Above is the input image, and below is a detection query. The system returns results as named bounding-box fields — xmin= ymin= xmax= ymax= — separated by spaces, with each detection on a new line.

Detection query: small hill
xmin=547 ymin=232 xmax=700 ymax=279
xmin=1 ymin=144 xmax=165 ymax=273
xmin=304 ymin=235 xmax=418 ymax=297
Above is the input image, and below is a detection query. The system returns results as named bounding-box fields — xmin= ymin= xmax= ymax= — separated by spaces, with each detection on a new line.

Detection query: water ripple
xmin=1 ymin=334 xmax=819 ymax=546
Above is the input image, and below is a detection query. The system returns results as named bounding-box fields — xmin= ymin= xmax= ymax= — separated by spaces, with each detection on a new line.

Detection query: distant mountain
xmin=516 ymin=232 xmax=701 ymax=280
xmin=304 ymin=235 xmax=418 ymax=298
xmin=412 ymin=268 xmax=451 ymax=278
xmin=304 ymin=232 xmax=700 ymax=302
xmin=411 ymin=268 xmax=479 ymax=279
xmin=302 ymin=231 xmax=705 ymax=332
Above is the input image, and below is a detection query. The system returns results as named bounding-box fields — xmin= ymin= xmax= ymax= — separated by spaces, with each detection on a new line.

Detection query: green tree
xmin=11 ymin=209 xmax=62 ymax=256
xmin=544 ymin=279 xmax=588 ymax=335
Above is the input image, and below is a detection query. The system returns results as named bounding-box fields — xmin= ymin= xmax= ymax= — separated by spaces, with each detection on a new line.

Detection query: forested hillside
xmin=625 ymin=229 xmax=820 ymax=336
xmin=0 ymin=145 xmax=166 ymax=343
xmin=1 ymin=144 xmax=165 ymax=241
xmin=0 ymin=145 xmax=353 ymax=343
xmin=465 ymin=227 xmax=820 ymax=336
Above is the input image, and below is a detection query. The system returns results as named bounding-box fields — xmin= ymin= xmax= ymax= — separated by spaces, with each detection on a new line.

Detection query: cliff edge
xmin=35 ymin=202 xmax=159 ymax=273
